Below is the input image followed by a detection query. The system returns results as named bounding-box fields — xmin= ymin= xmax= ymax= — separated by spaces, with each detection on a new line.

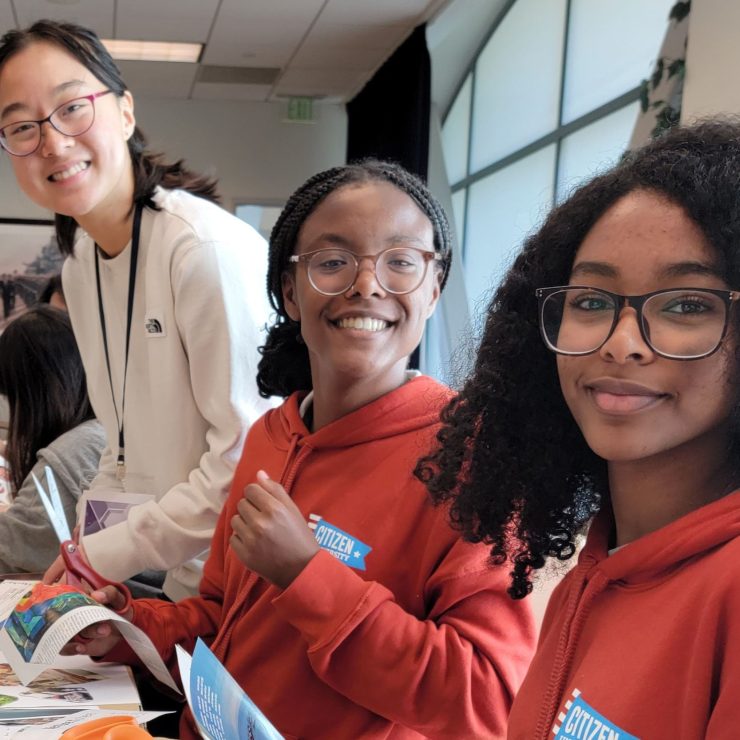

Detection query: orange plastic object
xmin=104 ymin=725 xmax=154 ymax=739
xmin=60 ymin=715 xmax=153 ymax=739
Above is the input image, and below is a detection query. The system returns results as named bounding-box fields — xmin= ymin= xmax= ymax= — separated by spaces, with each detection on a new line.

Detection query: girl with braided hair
xmin=64 ymin=160 xmax=535 ymax=739
xmin=419 ymin=119 xmax=740 ymax=739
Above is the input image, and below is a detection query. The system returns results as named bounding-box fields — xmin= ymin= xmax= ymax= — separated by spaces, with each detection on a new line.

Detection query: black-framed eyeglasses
xmin=0 ymin=90 xmax=114 ymax=156
xmin=289 ymin=246 xmax=442 ymax=296
xmin=536 ymin=285 xmax=740 ymax=360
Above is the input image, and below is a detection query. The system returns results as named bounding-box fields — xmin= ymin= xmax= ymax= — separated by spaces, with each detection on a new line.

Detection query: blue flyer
xmin=179 ymin=638 xmax=283 ymax=740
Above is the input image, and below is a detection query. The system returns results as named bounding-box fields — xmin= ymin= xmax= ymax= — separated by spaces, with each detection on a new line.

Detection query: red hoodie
xmin=108 ymin=376 xmax=535 ymax=739
xmin=507 ymin=491 xmax=740 ymax=740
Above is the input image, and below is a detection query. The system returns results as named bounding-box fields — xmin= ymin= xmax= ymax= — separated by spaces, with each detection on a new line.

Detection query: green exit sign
xmin=287 ymin=97 xmax=314 ymax=123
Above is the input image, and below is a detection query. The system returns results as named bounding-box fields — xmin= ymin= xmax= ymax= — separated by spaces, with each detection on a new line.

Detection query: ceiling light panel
xmin=102 ymin=39 xmax=202 ymax=63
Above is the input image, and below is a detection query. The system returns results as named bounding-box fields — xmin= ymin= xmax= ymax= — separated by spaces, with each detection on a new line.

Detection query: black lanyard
xmin=94 ymin=201 xmax=143 ymax=481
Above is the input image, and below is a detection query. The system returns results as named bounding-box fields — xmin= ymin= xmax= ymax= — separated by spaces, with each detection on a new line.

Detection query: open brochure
xmin=0 ymin=641 xmax=169 ymax=737
xmin=176 ymin=639 xmax=283 ymax=740
xmin=0 ymin=580 xmax=179 ymax=694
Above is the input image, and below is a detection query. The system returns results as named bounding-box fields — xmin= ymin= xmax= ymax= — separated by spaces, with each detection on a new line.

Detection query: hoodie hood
xmin=262 ymin=375 xmax=452 ymax=452
xmin=582 ymin=489 xmax=740 ymax=585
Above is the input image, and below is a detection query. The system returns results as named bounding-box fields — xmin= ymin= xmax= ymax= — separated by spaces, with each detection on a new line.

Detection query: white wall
xmin=683 ymin=0 xmax=740 ymax=120
xmin=0 ymin=97 xmax=348 ymax=219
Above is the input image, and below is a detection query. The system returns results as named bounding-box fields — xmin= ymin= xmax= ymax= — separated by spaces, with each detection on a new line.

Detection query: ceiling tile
xmin=202 ymin=0 xmax=324 ymax=67
xmin=15 ymin=0 xmax=114 ymax=38
xmin=116 ymin=60 xmax=198 ymax=99
xmin=302 ymin=21 xmax=408 ymax=50
xmin=275 ymin=67 xmax=366 ymax=98
xmin=0 ymin=0 xmax=444 ymax=101
xmin=291 ymin=44 xmax=390 ymax=71
xmin=321 ymin=0 xmax=435 ymax=26
xmin=115 ymin=0 xmax=219 ymax=43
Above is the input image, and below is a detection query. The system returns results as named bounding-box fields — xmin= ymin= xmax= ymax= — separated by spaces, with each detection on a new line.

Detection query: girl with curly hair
xmin=418 ymin=119 xmax=740 ymax=739
xmin=65 ymin=160 xmax=535 ymax=739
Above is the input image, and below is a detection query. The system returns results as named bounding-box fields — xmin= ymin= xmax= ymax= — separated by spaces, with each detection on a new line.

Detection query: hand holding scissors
xmin=33 ymin=466 xmax=132 ymax=616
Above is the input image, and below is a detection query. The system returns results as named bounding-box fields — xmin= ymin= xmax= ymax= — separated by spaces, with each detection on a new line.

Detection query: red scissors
xmin=33 ymin=467 xmax=132 ymax=616
xmin=60 ymin=540 xmax=133 ymax=615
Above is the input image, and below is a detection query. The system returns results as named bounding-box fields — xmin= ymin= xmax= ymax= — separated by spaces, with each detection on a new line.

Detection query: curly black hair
xmin=256 ymin=159 xmax=453 ymax=398
xmin=416 ymin=118 xmax=740 ymax=599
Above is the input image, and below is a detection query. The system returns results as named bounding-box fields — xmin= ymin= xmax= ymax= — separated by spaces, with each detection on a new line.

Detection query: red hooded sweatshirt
xmin=507 ymin=491 xmax=740 ymax=740
xmin=107 ymin=376 xmax=535 ymax=739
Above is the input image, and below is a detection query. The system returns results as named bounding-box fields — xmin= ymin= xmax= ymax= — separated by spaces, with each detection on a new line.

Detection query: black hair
xmin=37 ymin=274 xmax=63 ymax=305
xmin=0 ymin=20 xmax=220 ymax=256
xmin=416 ymin=118 xmax=740 ymax=599
xmin=0 ymin=306 xmax=94 ymax=493
xmin=256 ymin=159 xmax=453 ymax=398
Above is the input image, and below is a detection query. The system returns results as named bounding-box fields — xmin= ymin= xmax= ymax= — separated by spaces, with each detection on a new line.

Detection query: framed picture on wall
xmin=0 ymin=218 xmax=59 ymax=332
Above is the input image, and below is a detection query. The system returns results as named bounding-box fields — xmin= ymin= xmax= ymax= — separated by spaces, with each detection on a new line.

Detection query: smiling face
xmin=0 ymin=41 xmax=135 ymax=220
xmin=557 ymin=189 xmax=738 ymax=465
xmin=282 ymin=180 xmax=441 ymax=398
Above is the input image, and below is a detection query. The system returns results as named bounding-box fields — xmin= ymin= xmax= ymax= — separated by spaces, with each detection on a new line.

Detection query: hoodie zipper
xmin=534 ymin=568 xmax=609 ymax=739
xmin=211 ymin=434 xmax=313 ymax=663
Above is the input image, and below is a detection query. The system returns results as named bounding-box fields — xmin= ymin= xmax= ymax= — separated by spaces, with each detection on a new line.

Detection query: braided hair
xmin=257 ymin=159 xmax=453 ymax=398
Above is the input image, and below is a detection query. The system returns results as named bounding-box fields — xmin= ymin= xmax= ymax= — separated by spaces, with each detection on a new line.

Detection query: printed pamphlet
xmin=176 ymin=639 xmax=283 ymax=740
xmin=0 ymin=581 xmax=179 ymax=694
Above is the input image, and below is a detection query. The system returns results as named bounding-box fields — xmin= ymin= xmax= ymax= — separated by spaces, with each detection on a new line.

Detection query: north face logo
xmin=145 ymin=318 xmax=163 ymax=334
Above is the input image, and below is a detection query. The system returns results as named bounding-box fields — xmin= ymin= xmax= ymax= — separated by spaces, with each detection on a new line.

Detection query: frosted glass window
xmin=562 ymin=0 xmax=674 ymax=123
xmin=235 ymin=204 xmax=282 ymax=241
xmin=557 ymin=102 xmax=639 ymax=201
xmin=442 ymin=75 xmax=472 ymax=185
xmin=450 ymin=188 xmax=466 ymax=252
xmin=470 ymin=0 xmax=566 ymax=169
xmin=465 ymin=145 xmax=556 ymax=321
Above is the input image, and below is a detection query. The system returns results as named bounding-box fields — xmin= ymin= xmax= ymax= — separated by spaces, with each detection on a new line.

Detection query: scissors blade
xmin=32 ymin=471 xmax=71 ymax=544
xmin=43 ymin=466 xmax=71 ymax=540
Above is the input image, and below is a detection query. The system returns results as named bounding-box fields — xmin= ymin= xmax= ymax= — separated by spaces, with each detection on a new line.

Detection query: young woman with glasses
xmin=418 ymin=120 xmax=740 ymax=739
xmin=0 ymin=20 xmax=273 ymax=601
xmin=65 ymin=160 xmax=536 ymax=739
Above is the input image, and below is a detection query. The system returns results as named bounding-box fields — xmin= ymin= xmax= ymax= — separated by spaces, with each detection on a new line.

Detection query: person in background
xmin=0 ymin=306 xmax=104 ymax=574
xmin=0 ymin=20 xmax=274 ymax=600
xmin=418 ymin=120 xmax=740 ymax=739
xmin=65 ymin=160 xmax=536 ymax=739
xmin=37 ymin=273 xmax=66 ymax=311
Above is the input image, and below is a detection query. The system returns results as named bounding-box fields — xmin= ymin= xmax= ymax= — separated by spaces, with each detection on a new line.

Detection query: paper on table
xmin=0 ymin=582 xmax=180 ymax=694
xmin=0 ymin=652 xmax=140 ymax=711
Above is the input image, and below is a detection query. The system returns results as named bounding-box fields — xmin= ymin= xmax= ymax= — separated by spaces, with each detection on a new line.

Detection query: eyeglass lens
xmin=306 ymin=248 xmax=429 ymax=295
xmin=1 ymin=97 xmax=96 ymax=155
xmin=541 ymin=287 xmax=728 ymax=358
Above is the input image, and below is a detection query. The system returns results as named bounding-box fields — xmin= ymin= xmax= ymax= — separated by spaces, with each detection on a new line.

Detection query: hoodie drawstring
xmin=534 ymin=569 xmax=610 ymax=740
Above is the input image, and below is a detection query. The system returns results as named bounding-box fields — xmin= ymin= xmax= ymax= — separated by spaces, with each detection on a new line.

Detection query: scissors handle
xmin=61 ymin=540 xmax=133 ymax=616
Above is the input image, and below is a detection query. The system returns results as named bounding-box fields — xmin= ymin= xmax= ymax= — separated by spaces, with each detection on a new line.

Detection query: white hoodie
xmin=63 ymin=187 xmax=275 ymax=599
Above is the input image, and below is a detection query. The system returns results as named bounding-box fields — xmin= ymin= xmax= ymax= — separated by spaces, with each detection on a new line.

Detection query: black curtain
xmin=346 ymin=24 xmax=431 ymax=181
xmin=346 ymin=25 xmax=431 ymax=369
